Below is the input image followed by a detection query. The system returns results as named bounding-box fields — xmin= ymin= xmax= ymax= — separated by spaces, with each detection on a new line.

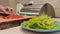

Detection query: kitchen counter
xmin=0 ymin=18 xmax=60 ymax=34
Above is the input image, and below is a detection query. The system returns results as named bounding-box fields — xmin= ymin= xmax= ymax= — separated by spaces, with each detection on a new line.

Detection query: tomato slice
xmin=3 ymin=14 xmax=24 ymax=19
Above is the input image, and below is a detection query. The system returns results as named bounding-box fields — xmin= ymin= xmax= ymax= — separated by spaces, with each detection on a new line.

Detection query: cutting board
xmin=0 ymin=16 xmax=33 ymax=23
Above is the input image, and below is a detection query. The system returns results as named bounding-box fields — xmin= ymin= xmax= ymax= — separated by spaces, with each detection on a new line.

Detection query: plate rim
xmin=20 ymin=22 xmax=60 ymax=32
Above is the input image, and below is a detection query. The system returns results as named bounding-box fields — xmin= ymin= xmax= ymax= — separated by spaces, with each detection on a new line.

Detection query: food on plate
xmin=23 ymin=14 xmax=60 ymax=30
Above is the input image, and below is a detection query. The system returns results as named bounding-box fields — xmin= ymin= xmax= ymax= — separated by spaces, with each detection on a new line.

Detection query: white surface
xmin=0 ymin=18 xmax=60 ymax=34
xmin=16 ymin=3 xmax=24 ymax=15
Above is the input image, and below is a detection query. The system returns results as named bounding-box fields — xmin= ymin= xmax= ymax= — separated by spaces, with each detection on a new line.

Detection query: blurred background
xmin=0 ymin=0 xmax=60 ymax=17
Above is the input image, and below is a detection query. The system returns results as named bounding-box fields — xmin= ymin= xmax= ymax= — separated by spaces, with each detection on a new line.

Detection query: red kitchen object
xmin=3 ymin=14 xmax=24 ymax=19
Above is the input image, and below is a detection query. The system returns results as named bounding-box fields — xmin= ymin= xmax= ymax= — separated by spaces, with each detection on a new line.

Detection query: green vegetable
xmin=23 ymin=14 xmax=60 ymax=30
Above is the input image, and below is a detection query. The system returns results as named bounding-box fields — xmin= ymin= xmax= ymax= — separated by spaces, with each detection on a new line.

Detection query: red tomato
xmin=3 ymin=14 xmax=24 ymax=19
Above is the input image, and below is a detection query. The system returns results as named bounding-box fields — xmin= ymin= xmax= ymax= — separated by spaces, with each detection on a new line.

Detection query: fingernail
xmin=5 ymin=8 xmax=9 ymax=11
xmin=11 ymin=9 xmax=12 ymax=11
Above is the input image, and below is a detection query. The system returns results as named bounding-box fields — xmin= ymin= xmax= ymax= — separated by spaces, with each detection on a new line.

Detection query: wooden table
xmin=0 ymin=18 xmax=60 ymax=34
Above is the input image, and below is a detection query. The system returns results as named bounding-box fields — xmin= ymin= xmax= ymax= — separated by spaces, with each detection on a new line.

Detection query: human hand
xmin=0 ymin=6 xmax=13 ymax=14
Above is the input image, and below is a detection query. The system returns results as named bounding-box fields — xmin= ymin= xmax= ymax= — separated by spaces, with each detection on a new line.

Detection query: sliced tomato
xmin=3 ymin=14 xmax=24 ymax=19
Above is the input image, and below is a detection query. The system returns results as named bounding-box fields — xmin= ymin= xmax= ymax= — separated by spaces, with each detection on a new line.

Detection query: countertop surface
xmin=0 ymin=18 xmax=60 ymax=34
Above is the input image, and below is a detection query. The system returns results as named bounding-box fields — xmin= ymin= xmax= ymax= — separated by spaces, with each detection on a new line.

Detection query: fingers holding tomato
xmin=0 ymin=6 xmax=14 ymax=14
xmin=4 ymin=7 xmax=14 ymax=14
